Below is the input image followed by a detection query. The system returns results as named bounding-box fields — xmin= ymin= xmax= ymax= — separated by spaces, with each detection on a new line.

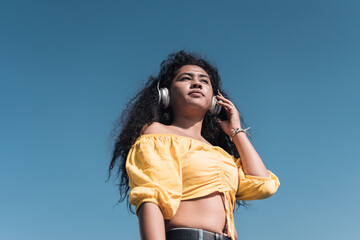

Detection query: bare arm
xmin=137 ymin=202 xmax=166 ymax=240
xmin=232 ymin=132 xmax=269 ymax=177
xmin=217 ymin=94 xmax=269 ymax=177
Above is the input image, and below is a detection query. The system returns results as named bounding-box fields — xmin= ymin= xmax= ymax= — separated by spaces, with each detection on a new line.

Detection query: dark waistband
xmin=166 ymin=227 xmax=231 ymax=240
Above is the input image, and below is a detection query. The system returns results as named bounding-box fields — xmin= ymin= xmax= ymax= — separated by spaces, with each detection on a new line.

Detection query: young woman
xmin=109 ymin=51 xmax=280 ymax=240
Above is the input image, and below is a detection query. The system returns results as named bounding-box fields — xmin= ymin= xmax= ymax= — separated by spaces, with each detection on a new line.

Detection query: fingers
xmin=216 ymin=94 xmax=236 ymax=110
xmin=216 ymin=93 xmax=241 ymax=131
xmin=216 ymin=93 xmax=234 ymax=105
xmin=217 ymin=101 xmax=231 ymax=112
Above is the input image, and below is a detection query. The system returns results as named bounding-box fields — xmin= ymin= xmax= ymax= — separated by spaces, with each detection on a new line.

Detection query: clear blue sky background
xmin=1 ymin=0 xmax=359 ymax=239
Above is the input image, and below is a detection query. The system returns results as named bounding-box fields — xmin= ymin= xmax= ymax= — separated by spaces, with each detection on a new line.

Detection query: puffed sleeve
xmin=234 ymin=157 xmax=280 ymax=200
xmin=126 ymin=137 xmax=182 ymax=219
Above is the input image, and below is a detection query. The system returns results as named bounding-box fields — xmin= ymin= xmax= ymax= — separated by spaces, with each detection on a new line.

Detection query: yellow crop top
xmin=126 ymin=134 xmax=280 ymax=240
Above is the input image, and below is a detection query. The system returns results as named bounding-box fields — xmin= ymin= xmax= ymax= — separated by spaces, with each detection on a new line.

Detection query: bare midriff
xmin=164 ymin=192 xmax=228 ymax=235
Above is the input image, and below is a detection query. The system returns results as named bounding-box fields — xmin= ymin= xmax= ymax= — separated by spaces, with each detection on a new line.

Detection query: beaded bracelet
xmin=230 ymin=127 xmax=252 ymax=141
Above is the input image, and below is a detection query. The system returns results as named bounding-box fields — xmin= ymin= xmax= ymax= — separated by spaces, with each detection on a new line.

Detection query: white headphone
xmin=157 ymin=80 xmax=222 ymax=115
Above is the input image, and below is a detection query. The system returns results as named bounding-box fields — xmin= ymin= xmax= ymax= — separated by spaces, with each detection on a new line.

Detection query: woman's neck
xmin=170 ymin=115 xmax=204 ymax=138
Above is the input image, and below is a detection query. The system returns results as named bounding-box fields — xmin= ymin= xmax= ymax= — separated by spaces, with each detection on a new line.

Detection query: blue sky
xmin=1 ymin=0 xmax=359 ymax=239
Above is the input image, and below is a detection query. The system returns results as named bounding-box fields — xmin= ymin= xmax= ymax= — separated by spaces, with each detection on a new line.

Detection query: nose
xmin=190 ymin=78 xmax=202 ymax=89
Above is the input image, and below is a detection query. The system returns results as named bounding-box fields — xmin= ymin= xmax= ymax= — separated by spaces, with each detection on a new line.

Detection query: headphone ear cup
xmin=158 ymin=87 xmax=170 ymax=108
xmin=210 ymin=96 xmax=222 ymax=115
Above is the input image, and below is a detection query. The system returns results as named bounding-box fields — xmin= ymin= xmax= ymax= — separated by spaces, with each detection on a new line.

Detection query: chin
xmin=184 ymin=104 xmax=209 ymax=114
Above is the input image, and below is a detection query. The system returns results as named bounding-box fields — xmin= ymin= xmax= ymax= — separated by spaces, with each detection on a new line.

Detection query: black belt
xmin=166 ymin=227 xmax=231 ymax=240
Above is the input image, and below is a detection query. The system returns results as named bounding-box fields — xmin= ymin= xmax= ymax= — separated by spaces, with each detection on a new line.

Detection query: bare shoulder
xmin=141 ymin=122 xmax=170 ymax=135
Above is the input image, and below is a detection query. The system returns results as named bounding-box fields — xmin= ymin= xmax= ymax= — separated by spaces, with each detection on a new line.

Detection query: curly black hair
xmin=109 ymin=50 xmax=247 ymax=213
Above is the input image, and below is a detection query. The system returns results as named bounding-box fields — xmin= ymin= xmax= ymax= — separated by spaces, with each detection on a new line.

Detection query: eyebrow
xmin=178 ymin=73 xmax=209 ymax=78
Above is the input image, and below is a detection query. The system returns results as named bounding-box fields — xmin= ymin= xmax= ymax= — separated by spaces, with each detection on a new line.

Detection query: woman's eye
xmin=201 ymin=79 xmax=209 ymax=84
xmin=181 ymin=77 xmax=191 ymax=81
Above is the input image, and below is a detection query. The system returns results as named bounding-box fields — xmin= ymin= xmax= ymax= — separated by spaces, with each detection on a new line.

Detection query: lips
xmin=188 ymin=90 xmax=204 ymax=96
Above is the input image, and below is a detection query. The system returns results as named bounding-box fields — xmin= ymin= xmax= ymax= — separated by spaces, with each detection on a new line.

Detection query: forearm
xmin=137 ymin=202 xmax=166 ymax=240
xmin=232 ymin=132 xmax=269 ymax=177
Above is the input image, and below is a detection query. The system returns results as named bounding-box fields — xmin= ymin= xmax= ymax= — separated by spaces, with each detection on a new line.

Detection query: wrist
xmin=230 ymin=127 xmax=251 ymax=141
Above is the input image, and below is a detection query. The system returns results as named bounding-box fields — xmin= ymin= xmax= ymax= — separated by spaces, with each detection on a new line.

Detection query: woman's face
xmin=169 ymin=65 xmax=214 ymax=115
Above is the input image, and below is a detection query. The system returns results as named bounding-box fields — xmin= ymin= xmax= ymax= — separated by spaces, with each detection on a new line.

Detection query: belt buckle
xmin=215 ymin=232 xmax=220 ymax=240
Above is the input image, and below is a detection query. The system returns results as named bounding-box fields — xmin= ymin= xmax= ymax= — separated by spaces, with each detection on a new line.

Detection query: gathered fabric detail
xmin=220 ymin=190 xmax=236 ymax=240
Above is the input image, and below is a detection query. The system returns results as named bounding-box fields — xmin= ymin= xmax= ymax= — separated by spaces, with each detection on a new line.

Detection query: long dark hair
xmin=109 ymin=50 xmax=247 ymax=213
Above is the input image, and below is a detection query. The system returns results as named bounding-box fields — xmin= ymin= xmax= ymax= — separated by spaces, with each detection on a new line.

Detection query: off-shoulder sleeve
xmin=234 ymin=157 xmax=280 ymax=200
xmin=125 ymin=137 xmax=182 ymax=219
